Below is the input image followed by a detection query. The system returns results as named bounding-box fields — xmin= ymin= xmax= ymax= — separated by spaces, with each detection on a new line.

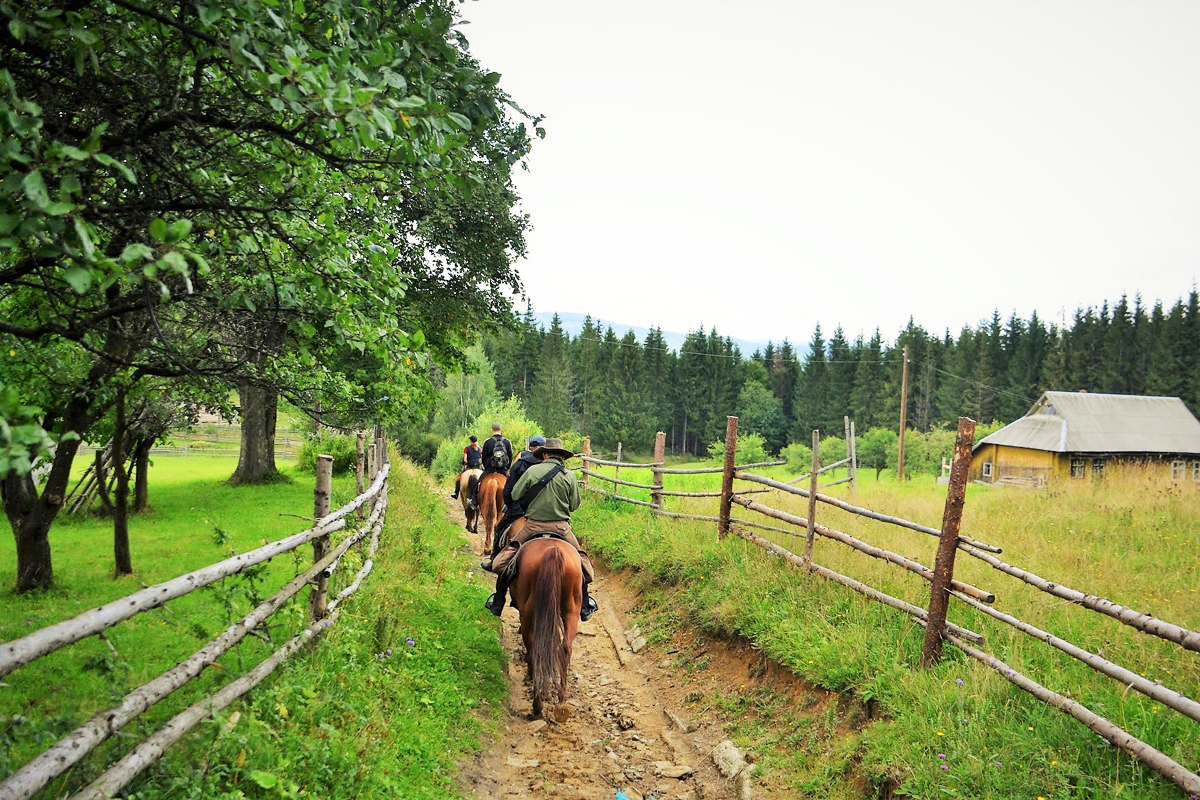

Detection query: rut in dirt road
xmin=437 ymin=486 xmax=752 ymax=800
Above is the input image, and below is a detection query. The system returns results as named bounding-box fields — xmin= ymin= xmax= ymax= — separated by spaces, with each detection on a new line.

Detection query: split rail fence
xmin=581 ymin=417 xmax=1200 ymax=796
xmin=0 ymin=435 xmax=392 ymax=800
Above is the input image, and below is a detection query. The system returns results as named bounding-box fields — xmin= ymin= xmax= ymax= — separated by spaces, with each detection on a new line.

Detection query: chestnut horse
xmin=457 ymin=469 xmax=482 ymax=533
xmin=512 ymin=536 xmax=582 ymax=719
xmin=477 ymin=471 xmax=507 ymax=554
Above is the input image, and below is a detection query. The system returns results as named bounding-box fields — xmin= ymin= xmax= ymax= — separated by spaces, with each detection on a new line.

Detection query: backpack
xmin=491 ymin=443 xmax=510 ymax=472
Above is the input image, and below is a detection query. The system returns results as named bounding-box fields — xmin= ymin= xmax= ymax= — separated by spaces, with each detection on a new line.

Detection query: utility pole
xmin=898 ymin=344 xmax=909 ymax=481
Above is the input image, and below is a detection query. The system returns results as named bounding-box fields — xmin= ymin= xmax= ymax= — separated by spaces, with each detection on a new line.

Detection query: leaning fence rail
xmin=577 ymin=417 xmax=1200 ymax=795
xmin=0 ymin=435 xmax=392 ymax=800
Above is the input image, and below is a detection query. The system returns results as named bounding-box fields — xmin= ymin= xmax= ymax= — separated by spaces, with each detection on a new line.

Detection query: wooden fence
xmin=0 ymin=436 xmax=392 ymax=800
xmin=581 ymin=417 xmax=1200 ymax=796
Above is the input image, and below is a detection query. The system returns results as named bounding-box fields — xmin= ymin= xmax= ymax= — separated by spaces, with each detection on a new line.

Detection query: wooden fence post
xmin=614 ymin=442 xmax=622 ymax=498
xmin=898 ymin=344 xmax=909 ymax=480
xmin=843 ymin=416 xmax=851 ymax=480
xmin=310 ymin=454 xmax=333 ymax=621
xmin=920 ymin=416 xmax=976 ymax=667
xmin=805 ymin=430 xmax=820 ymax=564
xmin=652 ymin=431 xmax=665 ymax=508
xmin=355 ymin=433 xmax=365 ymax=520
xmin=582 ymin=438 xmax=591 ymax=488
xmin=849 ymin=420 xmax=858 ymax=491
xmin=718 ymin=416 xmax=738 ymax=539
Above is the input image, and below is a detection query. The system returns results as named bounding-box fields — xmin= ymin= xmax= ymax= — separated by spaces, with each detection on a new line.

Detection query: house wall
xmin=969 ymin=445 xmax=1057 ymax=484
xmin=970 ymin=448 xmax=1200 ymax=483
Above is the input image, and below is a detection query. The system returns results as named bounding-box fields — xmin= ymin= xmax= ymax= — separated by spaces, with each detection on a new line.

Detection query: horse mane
xmin=529 ymin=545 xmax=565 ymax=708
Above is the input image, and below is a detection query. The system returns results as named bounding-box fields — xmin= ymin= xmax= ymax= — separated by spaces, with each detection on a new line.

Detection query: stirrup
xmin=580 ymin=595 xmax=598 ymax=622
xmin=484 ymin=593 xmax=505 ymax=617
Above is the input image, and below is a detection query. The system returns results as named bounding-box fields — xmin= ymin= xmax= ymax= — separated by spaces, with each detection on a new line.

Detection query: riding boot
xmin=485 ymin=575 xmax=509 ymax=617
xmin=580 ymin=579 xmax=598 ymax=622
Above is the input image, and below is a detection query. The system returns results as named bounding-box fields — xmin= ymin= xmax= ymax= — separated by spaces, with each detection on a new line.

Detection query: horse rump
xmin=529 ymin=545 xmax=566 ymax=707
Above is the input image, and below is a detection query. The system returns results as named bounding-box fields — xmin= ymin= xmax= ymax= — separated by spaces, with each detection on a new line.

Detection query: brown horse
xmin=512 ymin=536 xmax=582 ymax=719
xmin=477 ymin=471 xmax=506 ymax=554
xmin=457 ymin=469 xmax=482 ymax=533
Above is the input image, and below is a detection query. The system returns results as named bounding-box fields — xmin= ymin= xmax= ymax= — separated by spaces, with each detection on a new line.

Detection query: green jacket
xmin=511 ymin=457 xmax=580 ymax=522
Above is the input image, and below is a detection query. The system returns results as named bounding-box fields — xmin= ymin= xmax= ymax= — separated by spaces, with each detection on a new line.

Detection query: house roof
xmin=975 ymin=392 xmax=1200 ymax=455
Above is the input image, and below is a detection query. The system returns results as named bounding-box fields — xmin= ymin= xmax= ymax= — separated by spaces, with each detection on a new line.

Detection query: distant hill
xmin=531 ymin=312 xmax=798 ymax=357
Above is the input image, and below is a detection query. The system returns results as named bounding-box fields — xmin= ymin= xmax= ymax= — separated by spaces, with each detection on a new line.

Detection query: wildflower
xmin=386 ymin=648 xmax=392 ymax=655
xmin=1051 ymin=760 xmax=1058 ymax=766
xmin=938 ymin=753 xmax=946 ymax=759
xmin=1027 ymin=726 xmax=1034 ymax=731
xmin=956 ymin=678 xmax=964 ymax=686
xmin=940 ymin=764 xmax=948 ymax=771
xmin=994 ymin=761 xmax=1001 ymax=767
xmin=937 ymin=732 xmax=945 ymax=736
xmin=383 ymin=668 xmax=390 ymax=674
xmin=324 ymin=620 xmax=332 ymax=628
xmin=406 ymin=637 xmax=416 ymax=646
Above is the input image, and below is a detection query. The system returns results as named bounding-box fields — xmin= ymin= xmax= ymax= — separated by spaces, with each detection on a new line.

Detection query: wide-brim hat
xmin=532 ymin=438 xmax=576 ymax=460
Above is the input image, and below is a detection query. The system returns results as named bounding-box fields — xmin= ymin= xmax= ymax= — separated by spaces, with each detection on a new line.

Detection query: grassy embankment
xmin=575 ymin=458 xmax=1199 ymax=798
xmin=2 ymin=458 xmax=506 ymax=798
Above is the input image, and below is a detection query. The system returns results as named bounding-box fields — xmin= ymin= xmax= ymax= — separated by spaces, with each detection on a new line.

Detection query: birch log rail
xmin=734 ymin=470 xmax=1003 ymax=553
xmin=945 ymin=633 xmax=1200 ymax=797
xmin=730 ymin=495 xmax=996 ymax=603
xmin=0 ymin=495 xmax=389 ymax=800
xmin=0 ymin=442 xmax=391 ymax=800
xmin=729 ymin=526 xmax=984 ymax=645
xmin=0 ymin=466 xmax=389 ymax=680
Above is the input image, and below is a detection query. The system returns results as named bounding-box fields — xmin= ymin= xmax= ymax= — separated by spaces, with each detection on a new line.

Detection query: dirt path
xmin=441 ymin=490 xmax=748 ymax=800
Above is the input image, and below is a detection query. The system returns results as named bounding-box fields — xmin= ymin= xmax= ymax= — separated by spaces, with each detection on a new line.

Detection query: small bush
xmin=707 ymin=431 xmax=769 ymax=464
xmin=392 ymin=427 xmax=440 ymax=467
xmin=297 ymin=431 xmax=359 ymax=474
xmin=781 ymin=441 xmax=814 ymax=471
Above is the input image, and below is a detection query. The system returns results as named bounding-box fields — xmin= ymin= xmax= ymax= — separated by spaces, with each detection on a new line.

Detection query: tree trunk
xmin=3 ymin=434 xmax=83 ymax=592
xmin=133 ymin=439 xmax=150 ymax=512
xmin=113 ymin=391 xmax=133 ymax=576
xmin=229 ymin=381 xmax=279 ymax=484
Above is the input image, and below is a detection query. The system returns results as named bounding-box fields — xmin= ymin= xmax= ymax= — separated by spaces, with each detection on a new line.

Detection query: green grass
xmin=1 ymin=459 xmax=507 ymax=798
xmin=574 ymin=461 xmax=1200 ymax=798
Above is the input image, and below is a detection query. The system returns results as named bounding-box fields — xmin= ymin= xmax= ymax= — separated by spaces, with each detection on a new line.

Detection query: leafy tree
xmin=734 ymin=380 xmax=786 ymax=453
xmin=1 ymin=0 xmax=531 ymax=590
xmin=431 ymin=345 xmax=499 ymax=438
xmin=858 ymin=427 xmax=898 ymax=479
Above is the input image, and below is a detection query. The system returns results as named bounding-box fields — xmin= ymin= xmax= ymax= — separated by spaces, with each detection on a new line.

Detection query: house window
xmin=1091 ymin=458 xmax=1106 ymax=479
xmin=982 ymin=462 xmax=993 ymax=479
xmin=1070 ymin=457 xmax=1086 ymax=479
xmin=1173 ymin=460 xmax=1186 ymax=481
xmin=1193 ymin=461 xmax=1200 ymax=482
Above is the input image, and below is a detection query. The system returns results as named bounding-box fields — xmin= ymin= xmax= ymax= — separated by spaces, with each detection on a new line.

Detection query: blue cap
xmin=528 ymin=434 xmax=547 ymax=447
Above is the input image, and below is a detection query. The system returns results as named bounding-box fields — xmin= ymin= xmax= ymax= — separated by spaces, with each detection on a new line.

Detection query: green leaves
xmin=21 ymin=170 xmax=49 ymax=208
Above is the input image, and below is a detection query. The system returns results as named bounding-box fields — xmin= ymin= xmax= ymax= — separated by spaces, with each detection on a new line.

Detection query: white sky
xmin=460 ymin=0 xmax=1200 ymax=345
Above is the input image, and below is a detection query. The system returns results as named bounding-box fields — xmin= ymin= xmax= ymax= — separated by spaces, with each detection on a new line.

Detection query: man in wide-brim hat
xmin=483 ymin=438 xmax=598 ymax=621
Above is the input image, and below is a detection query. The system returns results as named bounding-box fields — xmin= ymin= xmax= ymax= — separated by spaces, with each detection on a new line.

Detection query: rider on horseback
xmin=483 ymin=438 xmax=598 ymax=621
xmin=469 ymin=422 xmax=512 ymax=511
xmin=483 ymin=434 xmax=545 ymax=562
xmin=450 ymin=435 xmax=482 ymax=499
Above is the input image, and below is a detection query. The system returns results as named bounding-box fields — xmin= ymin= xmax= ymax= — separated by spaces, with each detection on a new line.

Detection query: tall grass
xmin=574 ymin=461 xmax=1200 ymax=797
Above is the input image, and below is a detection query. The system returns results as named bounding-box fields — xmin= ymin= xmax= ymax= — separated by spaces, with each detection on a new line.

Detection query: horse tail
xmin=530 ymin=545 xmax=565 ymax=709
xmin=466 ymin=473 xmax=479 ymax=497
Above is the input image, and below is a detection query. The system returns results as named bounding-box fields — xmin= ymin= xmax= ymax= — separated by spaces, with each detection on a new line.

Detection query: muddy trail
xmin=437 ymin=489 xmax=841 ymax=800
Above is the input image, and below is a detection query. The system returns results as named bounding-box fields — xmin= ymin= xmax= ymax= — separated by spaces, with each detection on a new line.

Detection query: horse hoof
xmin=550 ymin=704 xmax=571 ymax=723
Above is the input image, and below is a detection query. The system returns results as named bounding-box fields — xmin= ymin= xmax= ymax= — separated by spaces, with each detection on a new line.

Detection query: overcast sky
xmin=459 ymin=0 xmax=1200 ymax=346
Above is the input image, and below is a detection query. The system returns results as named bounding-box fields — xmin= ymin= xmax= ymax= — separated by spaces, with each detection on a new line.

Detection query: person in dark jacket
xmin=470 ymin=422 xmax=513 ymax=510
xmin=450 ymin=435 xmax=482 ymax=499
xmin=481 ymin=434 xmax=545 ymax=563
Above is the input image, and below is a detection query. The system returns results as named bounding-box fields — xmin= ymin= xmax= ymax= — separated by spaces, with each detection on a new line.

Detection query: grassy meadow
xmin=1 ymin=457 xmax=507 ymax=797
xmin=575 ymin=457 xmax=1200 ymax=798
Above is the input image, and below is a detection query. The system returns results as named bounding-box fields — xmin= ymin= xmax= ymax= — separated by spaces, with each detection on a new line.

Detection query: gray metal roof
xmin=975 ymin=392 xmax=1200 ymax=454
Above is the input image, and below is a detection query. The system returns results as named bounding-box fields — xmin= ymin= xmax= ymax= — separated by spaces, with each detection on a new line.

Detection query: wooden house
xmin=969 ymin=392 xmax=1200 ymax=485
